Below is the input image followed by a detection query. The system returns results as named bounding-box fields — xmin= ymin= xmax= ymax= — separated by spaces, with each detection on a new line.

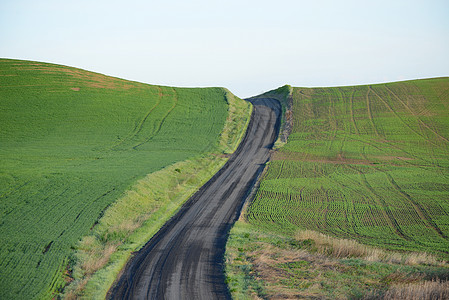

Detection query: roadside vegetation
xmin=226 ymin=221 xmax=449 ymax=299
xmin=227 ymin=78 xmax=449 ymax=298
xmin=0 ymin=59 xmax=251 ymax=299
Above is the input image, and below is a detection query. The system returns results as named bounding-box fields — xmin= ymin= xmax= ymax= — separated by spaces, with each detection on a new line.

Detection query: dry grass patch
xmin=295 ymin=230 xmax=443 ymax=266
xmin=382 ymin=279 xmax=449 ymax=300
xmin=226 ymin=222 xmax=449 ymax=300
xmin=248 ymin=245 xmax=336 ymax=299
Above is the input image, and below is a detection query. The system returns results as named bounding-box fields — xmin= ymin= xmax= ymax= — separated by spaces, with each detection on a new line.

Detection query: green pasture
xmin=0 ymin=59 xmax=232 ymax=299
xmin=247 ymin=78 xmax=449 ymax=256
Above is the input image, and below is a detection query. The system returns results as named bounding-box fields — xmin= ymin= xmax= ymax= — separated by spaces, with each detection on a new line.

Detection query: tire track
xmin=348 ymin=162 xmax=411 ymax=242
xmin=360 ymin=145 xmax=443 ymax=239
xmin=134 ymin=87 xmax=164 ymax=138
xmin=349 ymin=88 xmax=360 ymax=135
xmin=133 ymin=88 xmax=179 ymax=150
xmin=366 ymin=87 xmax=380 ymax=137
xmin=384 ymin=172 xmax=447 ymax=240
xmin=384 ymin=85 xmax=449 ymax=144
xmin=335 ymin=89 xmax=349 ymax=155
xmin=363 ymin=146 xmax=442 ymax=241
xmin=275 ymin=160 xmax=285 ymax=179
xmin=370 ymin=86 xmax=444 ymax=169
xmin=327 ymin=90 xmax=338 ymax=151
xmin=369 ymin=86 xmax=441 ymax=148
xmin=111 ymin=87 xmax=163 ymax=150
xmin=353 ymin=87 xmax=435 ymax=167
xmin=322 ymin=187 xmax=330 ymax=230
xmin=437 ymin=88 xmax=449 ymax=110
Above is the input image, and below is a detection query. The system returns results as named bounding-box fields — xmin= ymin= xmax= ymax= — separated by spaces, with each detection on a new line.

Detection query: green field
xmin=247 ymin=78 xmax=449 ymax=256
xmin=226 ymin=78 xmax=449 ymax=299
xmin=0 ymin=59 xmax=242 ymax=299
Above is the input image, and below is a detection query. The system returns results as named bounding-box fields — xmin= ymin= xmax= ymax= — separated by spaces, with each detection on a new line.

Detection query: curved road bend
xmin=108 ymin=98 xmax=281 ymax=300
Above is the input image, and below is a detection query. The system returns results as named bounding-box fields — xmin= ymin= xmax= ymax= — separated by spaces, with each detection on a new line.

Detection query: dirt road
xmin=108 ymin=98 xmax=281 ymax=300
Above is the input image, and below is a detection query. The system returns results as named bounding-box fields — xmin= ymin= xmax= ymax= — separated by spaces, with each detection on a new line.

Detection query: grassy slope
xmin=67 ymin=89 xmax=252 ymax=299
xmin=248 ymin=78 xmax=449 ymax=255
xmin=0 ymin=59 xmax=250 ymax=299
xmin=226 ymin=78 xmax=449 ymax=299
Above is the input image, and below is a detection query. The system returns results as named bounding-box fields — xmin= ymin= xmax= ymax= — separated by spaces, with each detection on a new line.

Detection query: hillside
xmin=249 ymin=78 xmax=449 ymax=254
xmin=0 ymin=59 xmax=250 ymax=299
xmin=226 ymin=78 xmax=449 ymax=298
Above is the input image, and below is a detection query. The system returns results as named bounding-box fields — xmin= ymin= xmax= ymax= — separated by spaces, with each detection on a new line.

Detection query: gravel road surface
xmin=108 ymin=98 xmax=281 ymax=300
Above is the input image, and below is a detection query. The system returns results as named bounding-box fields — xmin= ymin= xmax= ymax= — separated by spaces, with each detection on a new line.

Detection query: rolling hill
xmin=226 ymin=78 xmax=449 ymax=298
xmin=0 ymin=59 xmax=251 ymax=299
xmin=248 ymin=78 xmax=449 ymax=254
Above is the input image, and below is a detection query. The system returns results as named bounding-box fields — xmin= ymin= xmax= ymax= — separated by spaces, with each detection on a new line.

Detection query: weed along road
xmin=108 ymin=98 xmax=281 ymax=300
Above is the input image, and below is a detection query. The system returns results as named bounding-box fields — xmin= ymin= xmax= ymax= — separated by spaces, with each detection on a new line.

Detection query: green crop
xmin=0 ymin=59 xmax=231 ymax=299
xmin=246 ymin=78 xmax=449 ymax=257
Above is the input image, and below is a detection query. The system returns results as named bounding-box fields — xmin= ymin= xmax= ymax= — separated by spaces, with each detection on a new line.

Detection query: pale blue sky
xmin=1 ymin=0 xmax=448 ymax=97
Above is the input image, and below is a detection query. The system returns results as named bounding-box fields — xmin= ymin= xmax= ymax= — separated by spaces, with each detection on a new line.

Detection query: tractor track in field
xmin=133 ymin=88 xmax=179 ymax=150
xmin=107 ymin=98 xmax=281 ymax=300
xmin=384 ymin=85 xmax=449 ymax=144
